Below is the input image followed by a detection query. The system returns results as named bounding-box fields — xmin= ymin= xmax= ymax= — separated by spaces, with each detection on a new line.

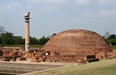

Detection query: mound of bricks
xmin=43 ymin=29 xmax=113 ymax=62
xmin=113 ymin=50 xmax=116 ymax=58
xmin=96 ymin=52 xmax=106 ymax=59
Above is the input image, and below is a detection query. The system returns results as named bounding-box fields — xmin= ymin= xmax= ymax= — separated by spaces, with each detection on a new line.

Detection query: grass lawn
xmin=112 ymin=45 xmax=116 ymax=49
xmin=27 ymin=59 xmax=116 ymax=75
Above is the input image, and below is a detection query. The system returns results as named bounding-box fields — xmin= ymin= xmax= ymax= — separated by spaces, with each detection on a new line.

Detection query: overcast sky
xmin=0 ymin=0 xmax=116 ymax=38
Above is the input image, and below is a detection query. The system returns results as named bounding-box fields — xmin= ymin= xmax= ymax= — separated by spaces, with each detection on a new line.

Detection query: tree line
xmin=0 ymin=26 xmax=51 ymax=46
xmin=0 ymin=32 xmax=50 ymax=46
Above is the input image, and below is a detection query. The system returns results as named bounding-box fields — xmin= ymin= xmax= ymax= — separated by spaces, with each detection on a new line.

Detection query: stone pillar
xmin=24 ymin=12 xmax=31 ymax=53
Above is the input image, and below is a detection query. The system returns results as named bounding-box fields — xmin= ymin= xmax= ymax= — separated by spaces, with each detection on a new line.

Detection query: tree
xmin=0 ymin=32 xmax=14 ymax=45
xmin=103 ymin=32 xmax=110 ymax=39
xmin=22 ymin=38 xmax=25 ymax=45
xmin=13 ymin=36 xmax=23 ymax=45
xmin=111 ymin=39 xmax=116 ymax=45
xmin=0 ymin=26 xmax=6 ymax=35
xmin=108 ymin=34 xmax=116 ymax=40
xmin=38 ymin=36 xmax=49 ymax=45
xmin=30 ymin=36 xmax=39 ymax=45
xmin=0 ymin=26 xmax=5 ymax=44
xmin=105 ymin=34 xmax=116 ymax=46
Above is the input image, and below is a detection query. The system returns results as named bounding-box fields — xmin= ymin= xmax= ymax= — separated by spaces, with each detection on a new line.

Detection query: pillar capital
xmin=24 ymin=12 xmax=31 ymax=21
xmin=25 ymin=20 xmax=30 ymax=23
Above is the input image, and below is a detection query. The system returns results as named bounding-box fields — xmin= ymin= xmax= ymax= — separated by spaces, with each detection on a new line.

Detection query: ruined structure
xmin=0 ymin=29 xmax=115 ymax=63
xmin=42 ymin=29 xmax=113 ymax=62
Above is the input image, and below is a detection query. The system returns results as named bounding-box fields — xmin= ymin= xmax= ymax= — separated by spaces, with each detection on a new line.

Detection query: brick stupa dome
xmin=43 ymin=29 xmax=112 ymax=56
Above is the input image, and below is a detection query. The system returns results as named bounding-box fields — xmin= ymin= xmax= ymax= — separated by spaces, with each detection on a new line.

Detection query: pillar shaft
xmin=25 ymin=20 xmax=30 ymax=53
xmin=24 ymin=12 xmax=30 ymax=53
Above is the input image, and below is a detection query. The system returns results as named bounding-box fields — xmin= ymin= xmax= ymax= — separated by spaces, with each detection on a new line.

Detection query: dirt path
xmin=0 ymin=61 xmax=78 ymax=75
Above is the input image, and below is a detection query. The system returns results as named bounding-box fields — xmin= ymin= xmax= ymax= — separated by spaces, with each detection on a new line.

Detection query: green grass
xmin=27 ymin=59 xmax=116 ymax=75
xmin=112 ymin=45 xmax=116 ymax=50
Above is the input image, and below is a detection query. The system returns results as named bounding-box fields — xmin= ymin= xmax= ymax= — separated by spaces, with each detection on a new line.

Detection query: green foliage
xmin=0 ymin=31 xmax=50 ymax=46
xmin=105 ymin=34 xmax=116 ymax=46
xmin=0 ymin=32 xmax=25 ymax=45
xmin=108 ymin=34 xmax=116 ymax=40
xmin=13 ymin=36 xmax=24 ymax=45
xmin=111 ymin=46 xmax=116 ymax=49
xmin=0 ymin=26 xmax=51 ymax=46
xmin=38 ymin=36 xmax=49 ymax=45
xmin=30 ymin=36 xmax=39 ymax=45
xmin=0 ymin=32 xmax=14 ymax=45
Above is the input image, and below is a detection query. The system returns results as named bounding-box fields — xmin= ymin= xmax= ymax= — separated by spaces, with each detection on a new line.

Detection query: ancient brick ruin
xmin=0 ymin=29 xmax=116 ymax=63
xmin=42 ymin=29 xmax=115 ymax=62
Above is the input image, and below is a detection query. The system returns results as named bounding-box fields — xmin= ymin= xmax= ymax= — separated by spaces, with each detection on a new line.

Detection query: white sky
xmin=0 ymin=0 xmax=116 ymax=38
